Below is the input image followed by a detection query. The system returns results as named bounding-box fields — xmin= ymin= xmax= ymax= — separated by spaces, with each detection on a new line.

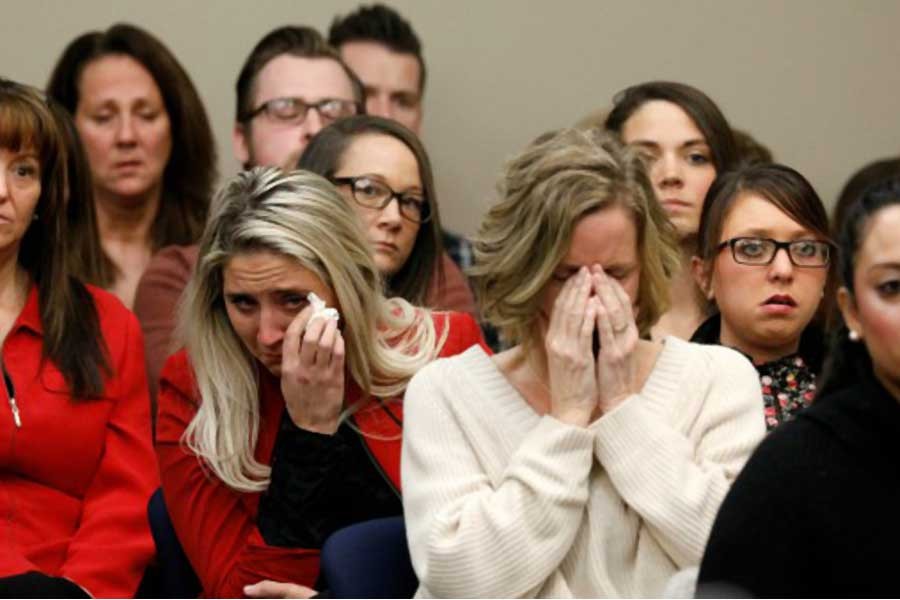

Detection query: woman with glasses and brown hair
xmin=299 ymin=114 xmax=476 ymax=312
xmin=691 ymin=163 xmax=835 ymax=431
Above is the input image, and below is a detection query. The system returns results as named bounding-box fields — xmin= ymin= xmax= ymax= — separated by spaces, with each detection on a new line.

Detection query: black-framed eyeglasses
xmin=717 ymin=237 xmax=832 ymax=267
xmin=240 ymin=97 xmax=361 ymax=125
xmin=331 ymin=176 xmax=431 ymax=224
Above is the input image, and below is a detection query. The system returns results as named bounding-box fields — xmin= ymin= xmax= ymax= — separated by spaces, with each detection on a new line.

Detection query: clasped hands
xmin=545 ymin=265 xmax=639 ymax=427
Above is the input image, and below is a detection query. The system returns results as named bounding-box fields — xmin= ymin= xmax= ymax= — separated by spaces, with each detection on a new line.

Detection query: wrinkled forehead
xmin=251 ymin=54 xmax=355 ymax=106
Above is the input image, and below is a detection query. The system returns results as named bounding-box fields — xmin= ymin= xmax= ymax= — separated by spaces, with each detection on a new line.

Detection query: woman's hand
xmin=545 ymin=267 xmax=599 ymax=427
xmin=280 ymin=306 xmax=346 ymax=434
xmin=592 ymin=265 xmax=640 ymax=414
xmin=244 ymin=580 xmax=317 ymax=598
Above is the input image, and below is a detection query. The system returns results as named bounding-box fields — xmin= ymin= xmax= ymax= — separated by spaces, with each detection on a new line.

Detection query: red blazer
xmin=156 ymin=311 xmax=488 ymax=598
xmin=0 ymin=285 xmax=158 ymax=598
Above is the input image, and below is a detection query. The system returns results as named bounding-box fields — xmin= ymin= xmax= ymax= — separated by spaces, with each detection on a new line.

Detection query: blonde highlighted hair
xmin=470 ymin=128 xmax=680 ymax=352
xmin=180 ymin=167 xmax=442 ymax=492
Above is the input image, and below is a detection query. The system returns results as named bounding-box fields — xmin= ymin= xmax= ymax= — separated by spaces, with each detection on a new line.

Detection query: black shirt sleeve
xmin=257 ymin=413 xmax=354 ymax=548
xmin=257 ymin=412 xmax=403 ymax=549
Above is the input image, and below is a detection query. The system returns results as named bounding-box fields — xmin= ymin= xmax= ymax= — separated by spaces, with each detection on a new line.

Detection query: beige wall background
xmin=5 ymin=0 xmax=899 ymax=237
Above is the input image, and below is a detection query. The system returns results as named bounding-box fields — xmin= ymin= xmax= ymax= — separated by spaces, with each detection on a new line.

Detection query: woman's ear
xmin=837 ymin=286 xmax=863 ymax=339
xmin=691 ymin=256 xmax=715 ymax=301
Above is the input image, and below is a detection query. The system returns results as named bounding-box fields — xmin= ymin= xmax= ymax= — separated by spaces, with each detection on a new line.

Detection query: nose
xmin=256 ymin=307 xmax=286 ymax=348
xmin=377 ymin=197 xmax=403 ymax=229
xmin=366 ymin=94 xmax=391 ymax=120
xmin=301 ymin=108 xmax=326 ymax=143
xmin=0 ymin=171 xmax=7 ymax=202
xmin=115 ymin=114 xmax=137 ymax=145
xmin=767 ymin=247 xmax=795 ymax=282
xmin=656 ymin=153 xmax=683 ymax=188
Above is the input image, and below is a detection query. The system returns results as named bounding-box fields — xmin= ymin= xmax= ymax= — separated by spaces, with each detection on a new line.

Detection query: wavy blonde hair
xmin=180 ymin=167 xmax=442 ymax=492
xmin=470 ymin=128 xmax=680 ymax=353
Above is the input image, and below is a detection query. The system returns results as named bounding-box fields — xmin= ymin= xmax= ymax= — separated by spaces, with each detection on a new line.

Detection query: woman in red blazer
xmin=0 ymin=80 xmax=157 ymax=597
xmin=156 ymin=167 xmax=486 ymax=598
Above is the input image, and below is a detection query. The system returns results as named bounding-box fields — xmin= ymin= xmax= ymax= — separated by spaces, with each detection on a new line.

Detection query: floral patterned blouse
xmin=757 ymin=354 xmax=818 ymax=431
xmin=690 ymin=314 xmax=824 ymax=432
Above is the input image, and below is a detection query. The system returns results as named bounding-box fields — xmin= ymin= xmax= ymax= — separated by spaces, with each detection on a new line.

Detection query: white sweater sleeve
xmin=590 ymin=345 xmax=765 ymax=567
xmin=402 ymin=362 xmax=594 ymax=598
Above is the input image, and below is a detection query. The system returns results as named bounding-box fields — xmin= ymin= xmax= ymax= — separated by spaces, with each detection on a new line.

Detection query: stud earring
xmin=849 ymin=329 xmax=861 ymax=342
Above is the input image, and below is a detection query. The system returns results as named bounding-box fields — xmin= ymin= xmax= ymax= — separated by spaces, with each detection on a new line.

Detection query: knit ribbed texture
xmin=402 ymin=337 xmax=765 ymax=598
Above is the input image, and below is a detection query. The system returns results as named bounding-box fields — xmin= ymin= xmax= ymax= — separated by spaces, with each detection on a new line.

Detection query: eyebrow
xmin=868 ymin=262 xmax=900 ymax=273
xmin=630 ymin=139 xmax=709 ymax=150
xmin=339 ymin=172 xmax=424 ymax=194
xmin=729 ymin=228 xmax=819 ymax=240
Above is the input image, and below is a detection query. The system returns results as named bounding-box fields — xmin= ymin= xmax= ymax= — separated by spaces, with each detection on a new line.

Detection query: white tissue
xmin=307 ymin=292 xmax=340 ymax=323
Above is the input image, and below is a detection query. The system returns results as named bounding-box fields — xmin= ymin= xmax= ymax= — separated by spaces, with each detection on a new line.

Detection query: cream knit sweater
xmin=401 ymin=336 xmax=765 ymax=598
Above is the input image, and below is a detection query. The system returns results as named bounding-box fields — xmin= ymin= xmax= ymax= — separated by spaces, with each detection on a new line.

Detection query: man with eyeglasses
xmin=233 ymin=26 xmax=363 ymax=170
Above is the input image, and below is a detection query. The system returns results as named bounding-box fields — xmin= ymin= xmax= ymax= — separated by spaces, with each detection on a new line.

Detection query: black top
xmin=691 ymin=314 xmax=824 ymax=431
xmin=257 ymin=412 xmax=402 ymax=549
xmin=697 ymin=370 xmax=900 ymax=598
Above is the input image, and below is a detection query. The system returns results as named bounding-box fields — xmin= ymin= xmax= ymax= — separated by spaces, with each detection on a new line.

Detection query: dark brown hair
xmin=46 ymin=22 xmax=217 ymax=284
xmin=48 ymin=101 xmax=112 ymax=286
xmin=832 ymin=156 xmax=900 ymax=237
xmin=0 ymin=79 xmax=110 ymax=397
xmin=235 ymin=26 xmax=364 ymax=124
xmin=605 ymin=81 xmax=739 ymax=175
xmin=328 ymin=3 xmax=427 ymax=94
xmin=297 ymin=115 xmax=442 ymax=305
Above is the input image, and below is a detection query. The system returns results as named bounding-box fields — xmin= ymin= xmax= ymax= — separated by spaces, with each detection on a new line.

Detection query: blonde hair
xmin=180 ymin=167 xmax=442 ymax=492
xmin=470 ymin=128 xmax=680 ymax=353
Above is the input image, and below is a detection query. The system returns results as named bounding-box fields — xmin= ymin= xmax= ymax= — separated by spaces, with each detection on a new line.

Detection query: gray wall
xmin=5 ymin=0 xmax=900 ymax=236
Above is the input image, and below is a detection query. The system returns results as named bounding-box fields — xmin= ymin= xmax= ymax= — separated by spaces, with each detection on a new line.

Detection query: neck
xmin=0 ymin=253 xmax=30 ymax=329
xmin=93 ymin=185 xmax=161 ymax=247
xmin=872 ymin=364 xmax=900 ymax=404
xmin=719 ymin=322 xmax=801 ymax=365
xmin=652 ymin=252 xmax=706 ymax=340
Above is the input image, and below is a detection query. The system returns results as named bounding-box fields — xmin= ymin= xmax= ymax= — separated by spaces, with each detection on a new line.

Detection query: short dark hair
xmin=605 ymin=81 xmax=739 ymax=175
xmin=235 ymin=25 xmax=364 ymax=123
xmin=328 ymin=4 xmax=426 ymax=94
xmin=46 ymin=23 xmax=217 ymax=257
xmin=297 ymin=115 xmax=443 ymax=305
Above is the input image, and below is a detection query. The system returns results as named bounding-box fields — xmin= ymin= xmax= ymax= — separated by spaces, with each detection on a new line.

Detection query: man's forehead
xmin=252 ymin=54 xmax=354 ymax=103
xmin=339 ymin=41 xmax=421 ymax=90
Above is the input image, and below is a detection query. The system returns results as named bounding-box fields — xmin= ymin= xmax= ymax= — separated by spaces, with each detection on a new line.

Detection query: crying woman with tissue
xmin=153 ymin=167 xmax=487 ymax=598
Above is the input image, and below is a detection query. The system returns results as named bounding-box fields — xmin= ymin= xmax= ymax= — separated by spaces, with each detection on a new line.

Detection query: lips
xmin=113 ymin=159 xmax=143 ymax=169
xmin=762 ymin=294 xmax=797 ymax=307
xmin=660 ymin=198 xmax=692 ymax=211
xmin=375 ymin=241 xmax=398 ymax=253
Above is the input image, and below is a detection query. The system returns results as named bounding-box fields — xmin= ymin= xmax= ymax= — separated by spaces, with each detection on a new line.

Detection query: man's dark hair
xmin=329 ymin=4 xmax=426 ymax=94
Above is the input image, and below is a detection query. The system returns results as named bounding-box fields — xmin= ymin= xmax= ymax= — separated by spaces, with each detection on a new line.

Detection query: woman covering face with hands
xmin=400 ymin=129 xmax=765 ymax=598
xmin=154 ymin=168 xmax=486 ymax=598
